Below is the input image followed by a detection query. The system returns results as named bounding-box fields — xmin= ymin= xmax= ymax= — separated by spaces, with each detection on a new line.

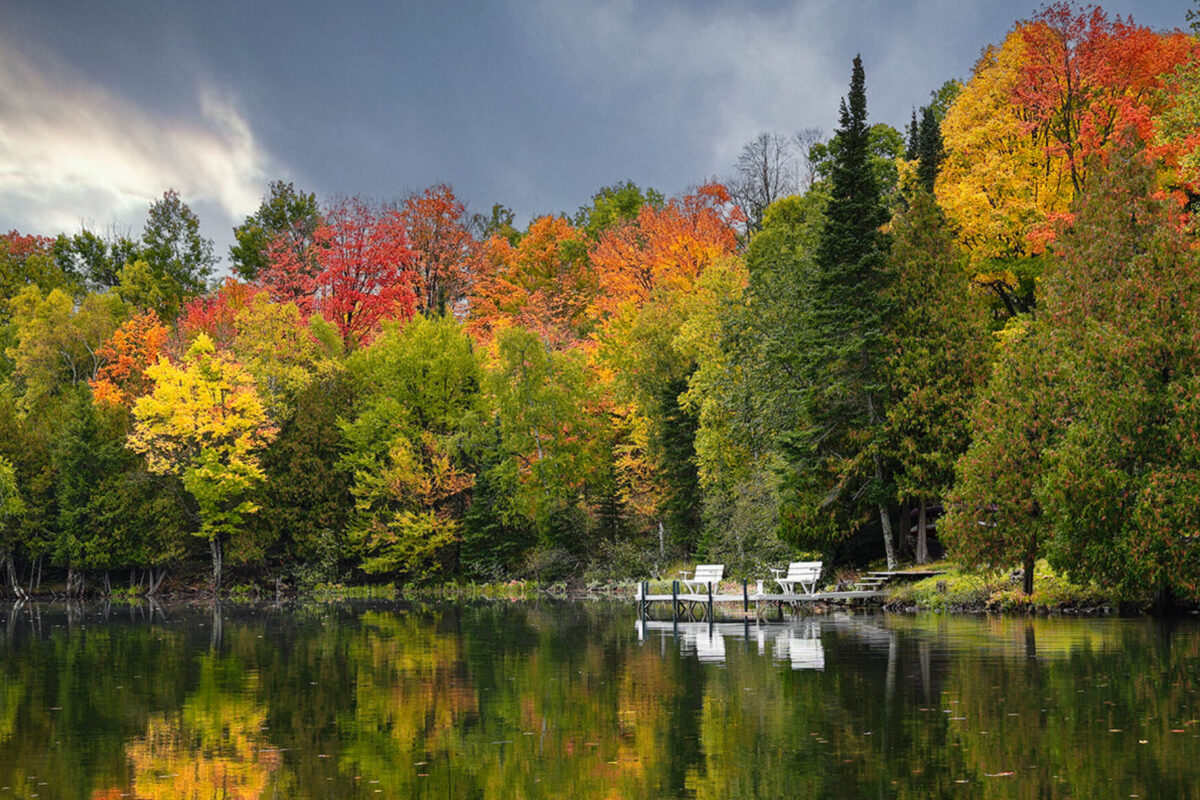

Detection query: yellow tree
xmin=128 ymin=334 xmax=277 ymax=590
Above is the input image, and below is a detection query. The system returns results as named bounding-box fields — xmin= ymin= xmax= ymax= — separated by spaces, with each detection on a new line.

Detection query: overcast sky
xmin=0 ymin=0 xmax=1192 ymax=268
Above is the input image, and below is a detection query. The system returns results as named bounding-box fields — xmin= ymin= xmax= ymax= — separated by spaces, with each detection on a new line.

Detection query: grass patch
xmin=306 ymin=582 xmax=397 ymax=601
xmin=886 ymin=560 xmax=1110 ymax=612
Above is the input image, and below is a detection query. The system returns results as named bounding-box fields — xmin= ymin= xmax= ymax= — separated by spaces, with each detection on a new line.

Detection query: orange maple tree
xmin=589 ymin=183 xmax=742 ymax=319
xmin=89 ymin=310 xmax=170 ymax=408
xmin=400 ymin=184 xmax=481 ymax=316
xmin=468 ymin=215 xmax=594 ymax=349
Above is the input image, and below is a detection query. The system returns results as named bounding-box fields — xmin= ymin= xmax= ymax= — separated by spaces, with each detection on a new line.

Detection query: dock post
xmin=743 ymin=580 xmax=748 ymax=614
xmin=639 ymin=581 xmax=647 ymax=623
xmin=707 ymin=582 xmax=713 ymax=621
xmin=672 ymin=580 xmax=679 ymax=622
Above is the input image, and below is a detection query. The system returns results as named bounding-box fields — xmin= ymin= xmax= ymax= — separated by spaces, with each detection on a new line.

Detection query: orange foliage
xmin=89 ymin=310 xmax=169 ymax=408
xmin=1013 ymin=3 xmax=1196 ymax=193
xmin=400 ymin=184 xmax=481 ymax=315
xmin=589 ymin=183 xmax=741 ymax=318
xmin=469 ymin=215 xmax=594 ymax=349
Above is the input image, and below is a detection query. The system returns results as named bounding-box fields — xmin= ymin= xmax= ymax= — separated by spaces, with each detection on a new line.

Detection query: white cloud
xmin=0 ymin=34 xmax=273 ymax=240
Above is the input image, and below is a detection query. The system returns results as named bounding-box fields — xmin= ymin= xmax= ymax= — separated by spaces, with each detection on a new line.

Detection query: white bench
xmin=679 ymin=564 xmax=724 ymax=594
xmin=771 ymin=561 xmax=823 ymax=595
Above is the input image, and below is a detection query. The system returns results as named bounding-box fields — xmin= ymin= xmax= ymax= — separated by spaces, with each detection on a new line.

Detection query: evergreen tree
xmin=780 ymin=55 xmax=898 ymax=567
xmin=915 ymin=106 xmax=944 ymax=192
xmin=884 ymin=190 xmax=990 ymax=563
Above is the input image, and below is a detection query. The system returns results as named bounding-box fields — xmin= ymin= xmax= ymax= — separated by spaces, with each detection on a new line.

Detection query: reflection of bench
xmin=775 ymin=629 xmax=825 ymax=670
xmin=679 ymin=564 xmax=724 ymax=594
xmin=771 ymin=561 xmax=823 ymax=595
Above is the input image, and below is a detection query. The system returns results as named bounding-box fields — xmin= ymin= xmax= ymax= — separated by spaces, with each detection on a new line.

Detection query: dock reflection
xmin=636 ymin=618 xmax=827 ymax=670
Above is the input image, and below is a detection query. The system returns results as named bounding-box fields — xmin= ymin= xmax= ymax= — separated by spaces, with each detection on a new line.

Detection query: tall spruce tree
xmin=780 ymin=55 xmax=898 ymax=567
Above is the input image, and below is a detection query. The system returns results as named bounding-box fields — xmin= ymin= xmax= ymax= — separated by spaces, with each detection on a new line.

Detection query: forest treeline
xmin=2 ymin=3 xmax=1200 ymax=601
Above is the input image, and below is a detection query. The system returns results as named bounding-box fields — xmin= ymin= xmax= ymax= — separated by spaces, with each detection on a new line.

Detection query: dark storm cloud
xmin=0 ymin=0 xmax=1191 ymax=265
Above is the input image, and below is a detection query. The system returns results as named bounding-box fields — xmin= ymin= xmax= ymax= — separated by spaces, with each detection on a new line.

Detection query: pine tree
xmin=780 ymin=55 xmax=898 ymax=567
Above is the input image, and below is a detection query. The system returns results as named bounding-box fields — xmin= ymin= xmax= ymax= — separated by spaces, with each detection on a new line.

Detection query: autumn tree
xmin=6 ymin=286 xmax=125 ymax=411
xmin=90 ymin=310 xmax=170 ymax=409
xmin=399 ymin=184 xmax=481 ymax=316
xmin=469 ymin=215 xmax=593 ymax=348
xmin=0 ymin=232 xmax=71 ymax=306
xmin=261 ymin=197 xmax=418 ymax=348
xmin=229 ymin=180 xmax=322 ymax=282
xmin=778 ymin=55 xmax=899 ymax=566
xmin=938 ymin=4 xmax=1195 ymax=313
xmin=128 ymin=334 xmax=277 ymax=590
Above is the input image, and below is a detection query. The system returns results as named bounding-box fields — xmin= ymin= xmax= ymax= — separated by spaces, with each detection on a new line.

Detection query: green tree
xmin=229 ymin=180 xmax=322 ymax=281
xmin=884 ymin=190 xmax=990 ymax=563
xmin=941 ymin=317 xmax=1054 ymax=594
xmin=574 ymin=181 xmax=664 ymax=239
xmin=485 ymin=326 xmax=593 ymax=551
xmin=141 ymin=189 xmax=217 ymax=319
xmin=54 ymin=228 xmax=143 ymax=293
xmin=341 ymin=316 xmax=484 ymax=579
xmin=779 ymin=55 xmax=898 ymax=567
xmin=0 ymin=452 xmax=24 ymax=597
xmin=1034 ymin=145 xmax=1200 ymax=602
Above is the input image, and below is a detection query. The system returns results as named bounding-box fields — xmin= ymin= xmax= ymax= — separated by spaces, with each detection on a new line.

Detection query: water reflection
xmin=2 ymin=602 xmax=1200 ymax=799
xmin=636 ymin=619 xmax=829 ymax=670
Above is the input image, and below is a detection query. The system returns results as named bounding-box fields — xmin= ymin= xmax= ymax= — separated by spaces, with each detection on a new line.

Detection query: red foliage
xmin=1 ymin=230 xmax=55 ymax=261
xmin=1013 ymin=3 xmax=1196 ymax=191
xmin=259 ymin=197 xmax=418 ymax=348
xmin=179 ymin=279 xmax=263 ymax=349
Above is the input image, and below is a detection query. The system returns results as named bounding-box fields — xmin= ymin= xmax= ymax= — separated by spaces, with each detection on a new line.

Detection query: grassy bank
xmin=883 ymin=560 xmax=1115 ymax=613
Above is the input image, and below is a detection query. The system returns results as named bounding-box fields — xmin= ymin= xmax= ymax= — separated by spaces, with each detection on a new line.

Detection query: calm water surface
xmin=1 ymin=601 xmax=1199 ymax=798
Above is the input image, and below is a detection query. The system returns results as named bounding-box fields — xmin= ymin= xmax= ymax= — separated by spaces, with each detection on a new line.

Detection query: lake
xmin=1 ymin=601 xmax=1199 ymax=798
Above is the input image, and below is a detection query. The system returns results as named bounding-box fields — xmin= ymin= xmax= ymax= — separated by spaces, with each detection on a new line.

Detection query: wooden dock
xmin=635 ymin=580 xmax=887 ymax=621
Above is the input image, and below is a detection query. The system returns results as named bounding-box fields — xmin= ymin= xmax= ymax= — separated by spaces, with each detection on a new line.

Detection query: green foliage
xmin=54 ymin=229 xmax=143 ymax=293
xmin=485 ymin=326 xmax=593 ymax=548
xmin=574 ymin=180 xmax=664 ymax=239
xmin=140 ymin=189 xmax=216 ymax=318
xmin=342 ymin=315 xmax=484 ymax=579
xmin=779 ymin=55 xmax=896 ymax=557
xmin=229 ymin=180 xmax=322 ymax=281
xmin=885 ymin=190 xmax=990 ymax=505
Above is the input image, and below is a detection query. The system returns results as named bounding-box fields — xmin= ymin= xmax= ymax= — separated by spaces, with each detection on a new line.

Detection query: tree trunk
xmin=915 ymin=499 xmax=929 ymax=565
xmin=879 ymin=504 xmax=897 ymax=571
xmin=1022 ymin=552 xmax=1035 ymax=595
xmin=147 ymin=567 xmax=167 ymax=597
xmin=872 ymin=452 xmax=897 ymax=570
xmin=210 ymin=537 xmax=223 ymax=594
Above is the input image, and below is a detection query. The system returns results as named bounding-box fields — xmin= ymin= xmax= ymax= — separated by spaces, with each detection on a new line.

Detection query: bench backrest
xmin=692 ymin=564 xmax=724 ymax=583
xmin=786 ymin=561 xmax=822 ymax=580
